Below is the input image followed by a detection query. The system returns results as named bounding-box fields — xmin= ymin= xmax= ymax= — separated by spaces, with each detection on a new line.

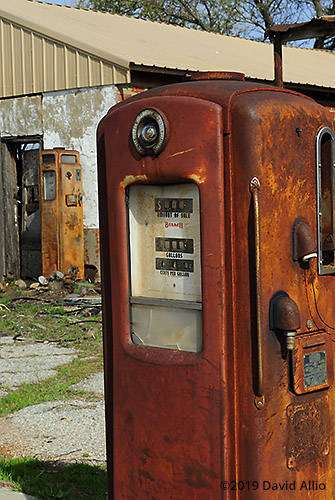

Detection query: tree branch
xmin=312 ymin=0 xmax=324 ymax=17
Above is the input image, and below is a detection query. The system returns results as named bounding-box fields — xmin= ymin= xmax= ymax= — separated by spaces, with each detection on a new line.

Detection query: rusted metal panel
xmin=99 ymin=96 xmax=227 ymax=499
xmin=98 ymin=76 xmax=335 ymax=499
xmin=287 ymin=396 xmax=330 ymax=470
xmin=83 ymin=228 xmax=100 ymax=280
xmin=230 ymin=87 xmax=335 ymax=497
xmin=0 ymin=142 xmax=20 ymax=279
xmin=39 ymin=148 xmax=84 ymax=280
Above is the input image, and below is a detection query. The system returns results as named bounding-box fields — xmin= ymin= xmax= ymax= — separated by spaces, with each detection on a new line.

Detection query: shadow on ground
xmin=0 ymin=457 xmax=107 ymax=500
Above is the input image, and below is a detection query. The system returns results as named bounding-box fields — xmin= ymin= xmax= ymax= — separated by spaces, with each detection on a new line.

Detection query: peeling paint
xmin=188 ymin=173 xmax=206 ymax=184
xmin=42 ymin=85 xmax=118 ymax=229
xmin=0 ymin=96 xmax=42 ymax=137
xmin=167 ymin=148 xmax=195 ymax=158
xmin=120 ymin=174 xmax=148 ymax=188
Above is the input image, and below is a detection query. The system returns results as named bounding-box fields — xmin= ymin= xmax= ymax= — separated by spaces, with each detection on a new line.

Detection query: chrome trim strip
xmin=249 ymin=176 xmax=265 ymax=408
xmin=130 ymin=296 xmax=203 ymax=310
xmin=316 ymin=126 xmax=335 ymax=276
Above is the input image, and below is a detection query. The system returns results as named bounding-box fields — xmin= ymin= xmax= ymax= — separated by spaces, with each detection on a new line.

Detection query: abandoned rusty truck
xmin=97 ymin=69 xmax=335 ymax=499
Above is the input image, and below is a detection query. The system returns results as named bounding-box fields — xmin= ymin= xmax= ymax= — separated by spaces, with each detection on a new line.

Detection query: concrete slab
xmin=0 ymin=488 xmax=37 ymax=499
xmin=0 ymin=337 xmax=78 ymax=391
xmin=71 ymin=372 xmax=104 ymax=396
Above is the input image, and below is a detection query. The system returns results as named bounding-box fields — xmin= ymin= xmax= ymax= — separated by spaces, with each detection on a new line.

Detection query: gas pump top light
xmin=132 ymin=108 xmax=167 ymax=155
xmin=140 ymin=122 xmax=159 ymax=145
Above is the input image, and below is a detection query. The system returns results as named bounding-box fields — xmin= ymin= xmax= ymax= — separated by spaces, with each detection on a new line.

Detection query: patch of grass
xmin=0 ymin=292 xmax=107 ymax=499
xmin=0 ymin=456 xmax=107 ymax=499
xmin=0 ymin=355 xmax=103 ymax=417
xmin=0 ymin=294 xmax=104 ymax=417
xmin=0 ymin=297 xmax=103 ymax=352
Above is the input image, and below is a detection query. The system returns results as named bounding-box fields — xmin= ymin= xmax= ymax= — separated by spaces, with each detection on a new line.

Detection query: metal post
xmin=273 ymin=35 xmax=283 ymax=88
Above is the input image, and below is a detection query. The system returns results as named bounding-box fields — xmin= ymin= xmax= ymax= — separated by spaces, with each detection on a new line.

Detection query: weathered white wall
xmin=0 ymin=86 xmax=118 ymax=277
xmin=0 ymin=86 xmax=119 ymax=231
xmin=0 ymin=96 xmax=43 ymax=137
xmin=42 ymin=85 xmax=118 ymax=229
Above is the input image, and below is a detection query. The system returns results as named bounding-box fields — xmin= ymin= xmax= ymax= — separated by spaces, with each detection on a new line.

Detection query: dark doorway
xmin=1 ymin=136 xmax=43 ymax=280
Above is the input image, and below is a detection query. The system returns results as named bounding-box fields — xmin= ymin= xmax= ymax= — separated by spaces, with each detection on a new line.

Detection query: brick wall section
xmin=116 ymin=85 xmax=147 ymax=102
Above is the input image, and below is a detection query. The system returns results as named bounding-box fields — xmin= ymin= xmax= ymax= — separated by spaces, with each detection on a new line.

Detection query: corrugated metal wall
xmin=0 ymin=18 xmax=129 ymax=98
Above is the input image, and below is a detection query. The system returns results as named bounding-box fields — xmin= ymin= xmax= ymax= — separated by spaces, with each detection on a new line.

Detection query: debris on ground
xmin=0 ymin=281 xmax=105 ymax=468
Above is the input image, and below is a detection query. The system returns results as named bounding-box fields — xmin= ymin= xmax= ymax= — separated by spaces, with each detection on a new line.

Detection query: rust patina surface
xmin=39 ymin=149 xmax=84 ymax=280
xmin=98 ymin=77 xmax=335 ymax=499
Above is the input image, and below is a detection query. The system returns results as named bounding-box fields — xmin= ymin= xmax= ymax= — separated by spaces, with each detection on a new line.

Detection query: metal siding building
xmin=1 ymin=0 xmax=335 ymax=282
xmin=0 ymin=2 xmax=130 ymax=98
xmin=2 ymin=0 xmax=335 ymax=96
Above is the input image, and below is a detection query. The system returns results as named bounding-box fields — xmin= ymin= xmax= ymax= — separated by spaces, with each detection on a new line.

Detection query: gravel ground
xmin=71 ymin=372 xmax=104 ymax=396
xmin=1 ymin=399 xmax=106 ymax=465
xmin=0 ymin=337 xmax=106 ymax=466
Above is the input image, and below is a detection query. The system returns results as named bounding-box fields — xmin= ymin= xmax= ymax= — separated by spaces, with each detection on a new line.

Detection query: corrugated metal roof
xmin=1 ymin=0 xmax=335 ymax=98
xmin=0 ymin=0 xmax=131 ymax=97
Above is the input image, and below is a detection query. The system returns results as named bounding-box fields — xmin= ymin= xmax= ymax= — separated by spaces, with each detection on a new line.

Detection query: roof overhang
xmin=266 ymin=17 xmax=335 ymax=88
xmin=266 ymin=16 xmax=335 ymax=42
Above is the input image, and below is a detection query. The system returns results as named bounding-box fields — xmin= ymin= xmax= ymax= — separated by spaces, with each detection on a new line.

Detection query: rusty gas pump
xmin=98 ymin=72 xmax=335 ymax=499
xmin=39 ymin=148 xmax=84 ymax=280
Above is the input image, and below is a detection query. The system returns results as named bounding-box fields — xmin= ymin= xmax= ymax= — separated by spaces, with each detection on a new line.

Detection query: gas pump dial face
xmin=128 ymin=184 xmax=202 ymax=352
xmin=128 ymin=184 xmax=202 ymax=302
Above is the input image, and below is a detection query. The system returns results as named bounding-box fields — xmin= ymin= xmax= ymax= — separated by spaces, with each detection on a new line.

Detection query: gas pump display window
xmin=43 ymin=170 xmax=56 ymax=201
xmin=42 ymin=154 xmax=55 ymax=164
xmin=61 ymin=154 xmax=77 ymax=164
xmin=128 ymin=184 xmax=202 ymax=353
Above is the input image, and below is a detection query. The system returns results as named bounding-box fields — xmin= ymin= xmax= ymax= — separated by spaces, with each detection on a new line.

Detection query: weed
xmin=0 ymin=354 xmax=103 ymax=417
xmin=0 ymin=295 xmax=104 ymax=416
xmin=0 ymin=294 xmax=106 ymax=498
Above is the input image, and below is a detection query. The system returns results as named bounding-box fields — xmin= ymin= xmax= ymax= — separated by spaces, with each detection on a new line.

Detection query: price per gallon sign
xmin=128 ymin=184 xmax=202 ymax=303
